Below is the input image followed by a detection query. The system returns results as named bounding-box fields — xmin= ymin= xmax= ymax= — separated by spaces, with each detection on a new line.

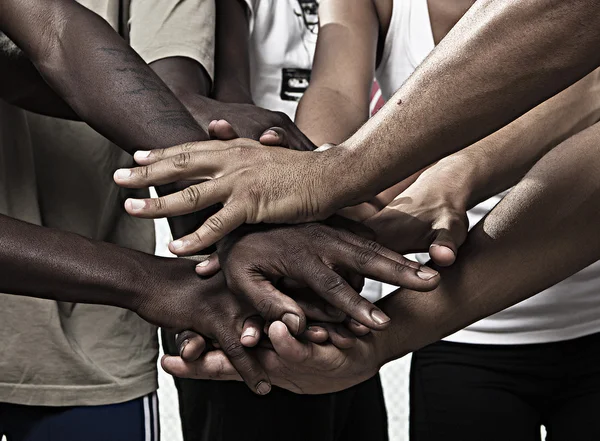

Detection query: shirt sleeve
xmin=129 ymin=0 xmax=215 ymax=80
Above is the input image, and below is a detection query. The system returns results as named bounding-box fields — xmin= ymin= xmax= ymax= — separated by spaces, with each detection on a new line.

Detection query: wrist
xmin=416 ymin=157 xmax=473 ymax=211
xmin=320 ymin=145 xmax=377 ymax=211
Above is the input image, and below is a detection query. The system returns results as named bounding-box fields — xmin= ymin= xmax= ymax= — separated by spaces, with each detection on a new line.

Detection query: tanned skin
xmin=114 ymin=0 xmax=600 ymax=250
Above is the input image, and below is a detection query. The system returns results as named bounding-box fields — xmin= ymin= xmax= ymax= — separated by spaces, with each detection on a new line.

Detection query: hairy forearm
xmin=334 ymin=0 xmax=600 ymax=205
xmin=213 ymin=0 xmax=253 ymax=103
xmin=0 ymin=213 xmax=164 ymax=310
xmin=377 ymin=122 xmax=600 ymax=363
xmin=0 ymin=32 xmax=77 ymax=119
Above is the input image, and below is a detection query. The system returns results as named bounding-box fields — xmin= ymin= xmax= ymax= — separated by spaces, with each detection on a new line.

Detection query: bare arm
xmin=364 ymin=67 xmax=600 ymax=264
xmin=380 ymin=121 xmax=600 ymax=361
xmin=295 ymin=0 xmax=377 ymax=145
xmin=0 ymin=0 xmax=208 ymax=153
xmin=0 ymin=32 xmax=77 ymax=119
xmin=334 ymin=0 xmax=600 ymax=204
xmin=164 ymin=119 xmax=600 ymax=394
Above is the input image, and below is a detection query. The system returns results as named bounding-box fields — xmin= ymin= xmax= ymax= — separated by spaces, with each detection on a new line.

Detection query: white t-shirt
xmin=376 ymin=0 xmax=600 ymax=345
xmin=243 ymin=0 xmax=382 ymax=302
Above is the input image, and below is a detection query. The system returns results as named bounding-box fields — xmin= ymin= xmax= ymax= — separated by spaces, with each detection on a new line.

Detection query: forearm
xmin=431 ymin=68 xmax=600 ymax=209
xmin=334 ymin=0 xmax=600 ymax=206
xmin=377 ymin=122 xmax=600 ymax=363
xmin=0 ymin=0 xmax=208 ymax=154
xmin=0 ymin=213 xmax=163 ymax=310
xmin=0 ymin=32 xmax=77 ymax=119
xmin=150 ymin=57 xmax=212 ymax=100
xmin=213 ymin=0 xmax=253 ymax=103
xmin=296 ymin=85 xmax=370 ymax=146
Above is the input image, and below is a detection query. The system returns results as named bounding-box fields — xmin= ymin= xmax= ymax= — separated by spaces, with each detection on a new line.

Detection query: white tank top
xmin=377 ymin=0 xmax=600 ymax=344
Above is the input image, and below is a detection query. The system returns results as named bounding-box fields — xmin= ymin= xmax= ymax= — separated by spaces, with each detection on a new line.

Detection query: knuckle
xmin=321 ymin=273 xmax=346 ymax=295
xmin=222 ymin=338 xmax=246 ymax=361
xmin=255 ymin=297 xmax=275 ymax=318
xmin=205 ymin=215 xmax=226 ymax=234
xmin=172 ymin=152 xmax=192 ymax=169
xmin=141 ymin=164 xmax=152 ymax=180
xmin=181 ymin=185 xmax=202 ymax=207
xmin=355 ymin=249 xmax=377 ymax=267
xmin=152 ymin=196 xmax=166 ymax=212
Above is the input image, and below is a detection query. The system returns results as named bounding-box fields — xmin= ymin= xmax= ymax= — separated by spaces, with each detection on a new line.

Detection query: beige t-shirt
xmin=0 ymin=0 xmax=215 ymax=407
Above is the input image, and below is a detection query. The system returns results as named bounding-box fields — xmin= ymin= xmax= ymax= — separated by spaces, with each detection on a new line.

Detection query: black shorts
xmin=410 ymin=332 xmax=600 ymax=441
xmin=163 ymin=330 xmax=389 ymax=441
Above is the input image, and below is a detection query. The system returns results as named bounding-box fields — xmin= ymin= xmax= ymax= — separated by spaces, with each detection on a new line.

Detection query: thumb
xmin=429 ymin=209 xmax=469 ymax=267
xmin=260 ymin=127 xmax=289 ymax=147
xmin=195 ymin=252 xmax=220 ymax=276
xmin=209 ymin=119 xmax=239 ymax=140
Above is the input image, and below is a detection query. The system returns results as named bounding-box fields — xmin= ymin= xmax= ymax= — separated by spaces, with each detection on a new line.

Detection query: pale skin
xmin=114 ymin=0 xmax=600 ymax=252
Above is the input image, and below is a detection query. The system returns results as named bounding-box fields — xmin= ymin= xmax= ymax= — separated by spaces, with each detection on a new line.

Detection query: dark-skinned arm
xmin=0 ymin=32 xmax=77 ymax=119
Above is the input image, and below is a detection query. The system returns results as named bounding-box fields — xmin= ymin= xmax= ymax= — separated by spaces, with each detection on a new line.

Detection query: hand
xmin=114 ymin=140 xmax=355 ymax=251
xmin=194 ymin=222 xmax=440 ymax=335
xmin=134 ymin=260 xmax=271 ymax=395
xmin=180 ymin=95 xmax=316 ymax=151
xmin=162 ymin=320 xmax=391 ymax=394
xmin=364 ymin=171 xmax=469 ymax=266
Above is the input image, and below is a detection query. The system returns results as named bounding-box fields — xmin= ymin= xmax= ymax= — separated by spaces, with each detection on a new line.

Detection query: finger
xmin=268 ymin=321 xmax=312 ymax=363
xmin=133 ymin=140 xmax=234 ymax=166
xmin=217 ymin=331 xmax=272 ymax=395
xmin=319 ymin=323 xmax=357 ymax=349
xmin=212 ymin=120 xmax=239 ymax=141
xmin=346 ymin=318 xmax=371 ymax=337
xmin=302 ymin=325 xmax=329 ymax=344
xmin=241 ymin=316 xmax=263 ymax=348
xmin=207 ymin=120 xmax=218 ymax=138
xmin=304 ymin=262 xmax=391 ymax=331
xmin=229 ymin=275 xmax=307 ymax=335
xmin=335 ymin=233 xmax=441 ymax=291
xmin=115 ymin=152 xmax=223 ymax=189
xmin=176 ymin=331 xmax=207 ymax=362
xmin=429 ymin=211 xmax=469 ymax=267
xmin=161 ymin=353 xmax=241 ymax=381
xmin=170 ymin=202 xmax=248 ymax=254
xmin=294 ymin=296 xmax=346 ymax=323
xmin=123 ymin=181 xmax=228 ymax=223
xmin=259 ymin=127 xmax=288 ymax=147
xmin=195 ymin=252 xmax=221 ymax=276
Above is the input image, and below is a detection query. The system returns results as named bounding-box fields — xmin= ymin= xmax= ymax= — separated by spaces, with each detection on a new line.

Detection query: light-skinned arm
xmin=366 ymin=67 xmax=600 ymax=265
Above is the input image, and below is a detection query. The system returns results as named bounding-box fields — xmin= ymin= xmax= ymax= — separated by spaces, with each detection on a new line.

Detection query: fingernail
xmin=127 ymin=199 xmax=146 ymax=210
xmin=114 ymin=169 xmax=132 ymax=179
xmin=263 ymin=129 xmax=278 ymax=137
xmin=135 ymin=150 xmax=151 ymax=159
xmin=282 ymin=313 xmax=301 ymax=335
xmin=196 ymin=259 xmax=210 ymax=268
xmin=417 ymin=266 xmax=439 ymax=280
xmin=171 ymin=240 xmax=185 ymax=250
xmin=256 ymin=381 xmax=271 ymax=395
xmin=242 ymin=327 xmax=258 ymax=340
xmin=370 ymin=309 xmax=390 ymax=325
xmin=179 ymin=339 xmax=189 ymax=357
